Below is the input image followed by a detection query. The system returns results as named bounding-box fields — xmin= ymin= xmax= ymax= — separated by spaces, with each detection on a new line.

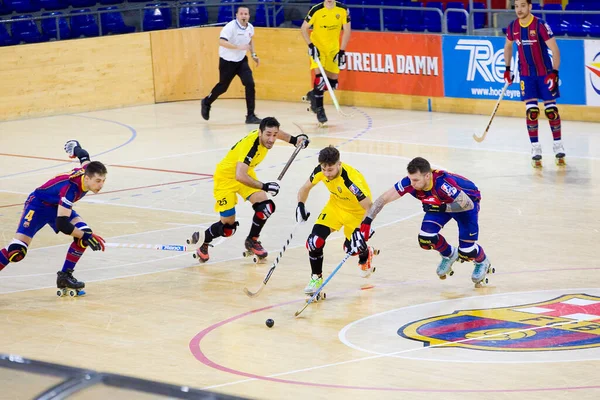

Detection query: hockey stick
xmin=243 ymin=222 xmax=302 ymax=298
xmin=277 ymin=136 xmax=304 ymax=181
xmin=105 ymin=243 xmax=190 ymax=252
xmin=314 ymin=56 xmax=354 ymax=118
xmin=473 ymin=81 xmax=511 ymax=143
xmin=294 ymin=252 xmax=352 ymax=317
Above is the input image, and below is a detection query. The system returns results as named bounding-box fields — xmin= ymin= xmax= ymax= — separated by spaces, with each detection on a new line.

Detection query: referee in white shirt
xmin=201 ymin=6 xmax=262 ymax=124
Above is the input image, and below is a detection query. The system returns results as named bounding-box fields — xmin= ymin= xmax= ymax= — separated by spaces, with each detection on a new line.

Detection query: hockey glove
xmin=334 ymin=50 xmax=346 ymax=68
xmin=296 ymin=202 xmax=310 ymax=222
xmin=308 ymin=43 xmax=320 ymax=60
xmin=262 ymin=181 xmax=280 ymax=197
xmin=504 ymin=67 xmax=513 ymax=84
xmin=80 ymin=231 xmax=105 ymax=251
xmin=545 ymin=69 xmax=559 ymax=96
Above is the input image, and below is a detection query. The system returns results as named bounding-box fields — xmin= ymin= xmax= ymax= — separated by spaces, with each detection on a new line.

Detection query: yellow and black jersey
xmin=309 ymin=162 xmax=371 ymax=213
xmin=305 ymin=2 xmax=350 ymax=52
xmin=214 ymin=130 xmax=268 ymax=180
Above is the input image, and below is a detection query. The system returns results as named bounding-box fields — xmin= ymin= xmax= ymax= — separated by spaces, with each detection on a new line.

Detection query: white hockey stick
xmin=314 ymin=56 xmax=354 ymax=118
xmin=473 ymin=81 xmax=511 ymax=143
xmin=105 ymin=243 xmax=190 ymax=252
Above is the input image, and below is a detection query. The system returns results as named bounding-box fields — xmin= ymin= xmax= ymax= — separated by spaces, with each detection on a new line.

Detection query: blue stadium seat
xmin=143 ymin=3 xmax=171 ymax=31
xmin=446 ymin=2 xmax=466 ymax=33
xmin=582 ymin=4 xmax=600 ymax=37
xmin=11 ymin=14 xmax=48 ymax=43
xmin=40 ymin=0 xmax=68 ymax=10
xmin=70 ymin=8 xmax=99 ymax=37
xmin=99 ymin=6 xmax=134 ymax=34
xmin=179 ymin=1 xmax=208 ymax=27
xmin=382 ymin=0 xmax=404 ymax=32
xmin=0 ymin=0 xmax=12 ymax=15
xmin=346 ymin=0 xmax=365 ymax=30
xmin=563 ymin=3 xmax=586 ymax=36
xmin=99 ymin=0 xmax=123 ymax=4
xmin=254 ymin=0 xmax=283 ymax=27
xmin=5 ymin=0 xmax=40 ymax=13
xmin=531 ymin=2 xmax=542 ymax=18
xmin=363 ymin=0 xmax=383 ymax=31
xmin=542 ymin=4 xmax=565 ymax=35
xmin=404 ymin=1 xmax=424 ymax=32
xmin=0 ymin=22 xmax=18 ymax=45
xmin=424 ymin=2 xmax=443 ymax=33
xmin=41 ymin=11 xmax=71 ymax=39
xmin=217 ymin=0 xmax=237 ymax=24
xmin=70 ymin=0 xmax=95 ymax=7
xmin=470 ymin=1 xmax=485 ymax=29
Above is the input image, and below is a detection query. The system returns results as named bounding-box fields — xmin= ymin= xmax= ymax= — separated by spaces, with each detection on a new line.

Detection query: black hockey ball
xmin=265 ymin=318 xmax=274 ymax=328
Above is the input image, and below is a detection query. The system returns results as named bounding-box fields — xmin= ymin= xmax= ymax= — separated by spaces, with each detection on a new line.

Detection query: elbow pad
xmin=56 ymin=216 xmax=75 ymax=235
xmin=74 ymin=147 xmax=90 ymax=163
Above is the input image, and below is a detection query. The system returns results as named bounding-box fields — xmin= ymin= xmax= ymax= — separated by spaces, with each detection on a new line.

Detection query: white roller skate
xmin=437 ymin=247 xmax=459 ymax=280
xmin=531 ymin=143 xmax=542 ymax=168
xmin=553 ymin=141 xmax=566 ymax=166
xmin=358 ymin=246 xmax=380 ymax=278
xmin=304 ymin=274 xmax=326 ymax=301
xmin=471 ymin=257 xmax=495 ymax=287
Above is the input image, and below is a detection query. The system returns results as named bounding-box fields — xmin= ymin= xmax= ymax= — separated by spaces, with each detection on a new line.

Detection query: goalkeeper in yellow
xmin=296 ymin=146 xmax=378 ymax=296
xmin=301 ymin=0 xmax=351 ymax=125
xmin=189 ymin=117 xmax=308 ymax=263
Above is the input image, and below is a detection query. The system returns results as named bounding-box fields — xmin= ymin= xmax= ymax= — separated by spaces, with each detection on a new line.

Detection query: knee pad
xmin=7 ymin=240 xmax=28 ymax=262
xmin=253 ymin=200 xmax=276 ymax=221
xmin=329 ymin=78 xmax=338 ymax=90
xmin=545 ymin=106 xmax=559 ymax=121
xmin=314 ymin=74 xmax=325 ymax=92
xmin=458 ymin=246 xmax=478 ymax=262
xmin=306 ymin=233 xmax=326 ymax=253
xmin=222 ymin=221 xmax=239 ymax=237
xmin=418 ymin=234 xmax=438 ymax=250
xmin=526 ymin=106 xmax=540 ymax=122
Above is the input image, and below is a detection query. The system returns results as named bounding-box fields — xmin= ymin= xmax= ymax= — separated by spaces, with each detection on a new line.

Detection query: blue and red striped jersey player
xmin=352 ymin=157 xmax=493 ymax=287
xmin=504 ymin=0 xmax=565 ymax=168
xmin=0 ymin=140 xmax=107 ymax=296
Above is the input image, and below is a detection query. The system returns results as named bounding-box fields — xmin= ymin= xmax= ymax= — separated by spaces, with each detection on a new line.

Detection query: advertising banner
xmin=442 ymin=35 xmax=586 ymax=105
xmin=341 ymin=32 xmax=444 ymax=97
xmin=584 ymin=40 xmax=600 ymax=106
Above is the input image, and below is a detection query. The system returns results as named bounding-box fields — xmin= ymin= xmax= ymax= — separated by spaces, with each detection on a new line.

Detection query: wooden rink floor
xmin=1 ymin=99 xmax=600 ymax=399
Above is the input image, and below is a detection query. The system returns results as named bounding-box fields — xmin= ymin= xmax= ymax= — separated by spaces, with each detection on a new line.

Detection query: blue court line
xmin=0 ymin=114 xmax=137 ymax=179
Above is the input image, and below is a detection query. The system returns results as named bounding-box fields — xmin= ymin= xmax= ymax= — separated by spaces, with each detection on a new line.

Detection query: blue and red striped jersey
xmin=32 ymin=166 xmax=88 ymax=208
xmin=506 ymin=16 xmax=554 ymax=77
xmin=394 ymin=170 xmax=481 ymax=204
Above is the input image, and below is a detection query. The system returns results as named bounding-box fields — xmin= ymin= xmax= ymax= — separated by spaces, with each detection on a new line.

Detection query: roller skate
xmin=315 ymin=107 xmax=328 ymax=127
xmin=553 ymin=141 xmax=566 ymax=166
xmin=192 ymin=242 xmax=212 ymax=263
xmin=437 ymin=247 xmax=459 ymax=280
xmin=201 ymin=98 xmax=211 ymax=121
xmin=302 ymin=90 xmax=317 ymax=113
xmin=358 ymin=246 xmax=380 ymax=278
xmin=304 ymin=274 xmax=326 ymax=301
xmin=531 ymin=143 xmax=542 ymax=168
xmin=471 ymin=257 xmax=495 ymax=288
xmin=243 ymin=236 xmax=268 ymax=263
xmin=56 ymin=269 xmax=85 ymax=297
xmin=187 ymin=231 xmax=201 ymax=245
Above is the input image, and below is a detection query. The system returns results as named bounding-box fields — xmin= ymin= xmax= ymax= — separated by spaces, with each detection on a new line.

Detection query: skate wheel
xmin=302 ymin=96 xmax=308 ymax=101
xmin=67 ymin=289 xmax=77 ymax=297
xmin=489 ymin=267 xmax=495 ymax=274
xmin=532 ymin=160 xmax=542 ymax=168
xmin=56 ymin=289 xmax=64 ymax=297
xmin=192 ymin=253 xmax=197 ymax=259
xmin=373 ymin=249 xmax=381 ymax=256
xmin=252 ymin=256 xmax=258 ymax=263
xmin=439 ymin=275 xmax=447 ymax=280
xmin=322 ymin=292 xmax=326 ymax=300
xmin=449 ymin=270 xmax=454 ymax=276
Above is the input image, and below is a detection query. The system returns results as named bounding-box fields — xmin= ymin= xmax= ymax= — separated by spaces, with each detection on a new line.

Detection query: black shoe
xmin=245 ymin=114 xmax=262 ymax=124
xmin=201 ymin=98 xmax=211 ymax=121
xmin=57 ymin=269 xmax=85 ymax=290
xmin=306 ymin=90 xmax=317 ymax=113
xmin=316 ymin=107 xmax=327 ymax=124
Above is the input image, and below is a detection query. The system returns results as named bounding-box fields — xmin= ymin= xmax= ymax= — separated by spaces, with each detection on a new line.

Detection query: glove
xmin=350 ymin=228 xmax=367 ymax=254
xmin=334 ymin=50 xmax=346 ymax=68
xmin=308 ymin=43 xmax=320 ymax=60
xmin=80 ymin=231 xmax=105 ymax=251
xmin=360 ymin=217 xmax=373 ymax=241
xmin=262 ymin=181 xmax=280 ymax=197
xmin=504 ymin=67 xmax=513 ymax=84
xmin=296 ymin=202 xmax=310 ymax=222
xmin=545 ymin=69 xmax=559 ymax=95
xmin=293 ymin=134 xmax=310 ymax=149
xmin=64 ymin=140 xmax=81 ymax=159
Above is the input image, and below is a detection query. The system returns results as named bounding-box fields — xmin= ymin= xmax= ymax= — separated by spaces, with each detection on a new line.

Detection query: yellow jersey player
xmin=189 ymin=117 xmax=308 ymax=263
xmin=296 ymin=146 xmax=377 ymax=297
xmin=301 ymin=0 xmax=351 ymax=125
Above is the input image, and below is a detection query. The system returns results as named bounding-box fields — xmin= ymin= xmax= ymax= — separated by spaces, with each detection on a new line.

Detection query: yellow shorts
xmin=316 ymin=201 xmax=364 ymax=240
xmin=213 ymin=172 xmax=261 ymax=214
xmin=310 ymin=48 xmax=340 ymax=75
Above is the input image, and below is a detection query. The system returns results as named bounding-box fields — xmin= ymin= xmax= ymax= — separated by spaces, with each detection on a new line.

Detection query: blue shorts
xmin=16 ymin=195 xmax=80 ymax=238
xmin=421 ymin=203 xmax=480 ymax=242
xmin=520 ymin=75 xmax=560 ymax=102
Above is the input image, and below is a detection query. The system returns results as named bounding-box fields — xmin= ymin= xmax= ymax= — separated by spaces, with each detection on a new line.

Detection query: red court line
xmin=0 ymin=153 xmax=212 ymax=177
xmin=0 ymin=177 xmax=213 ymax=208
